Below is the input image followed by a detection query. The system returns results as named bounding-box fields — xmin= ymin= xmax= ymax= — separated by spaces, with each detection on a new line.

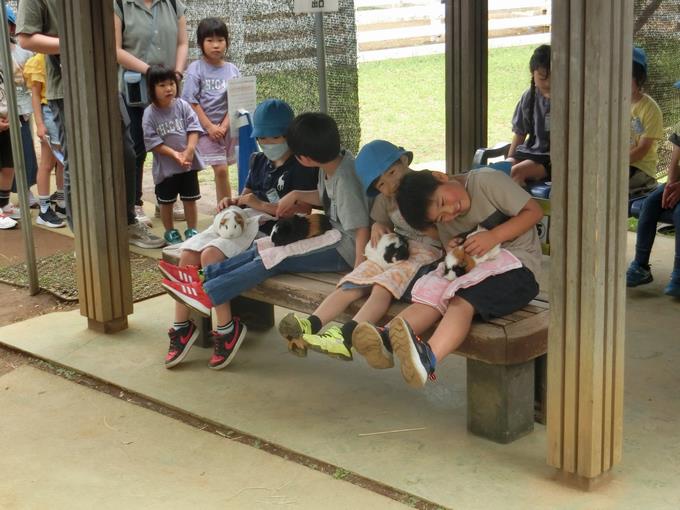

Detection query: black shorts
xmin=513 ymin=150 xmax=551 ymax=179
xmin=456 ymin=266 xmax=539 ymax=321
xmin=400 ymin=259 xmax=442 ymax=303
xmin=0 ymin=130 xmax=13 ymax=168
xmin=155 ymin=171 xmax=201 ymax=204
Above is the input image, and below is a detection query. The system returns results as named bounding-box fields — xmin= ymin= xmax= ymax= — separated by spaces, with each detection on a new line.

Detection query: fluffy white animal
xmin=213 ymin=208 xmax=246 ymax=240
xmin=443 ymin=227 xmax=501 ymax=281
xmin=364 ymin=233 xmax=410 ymax=270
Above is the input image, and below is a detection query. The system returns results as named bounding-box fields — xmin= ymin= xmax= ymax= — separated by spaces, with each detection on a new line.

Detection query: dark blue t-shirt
xmin=245 ymin=152 xmax=319 ymax=233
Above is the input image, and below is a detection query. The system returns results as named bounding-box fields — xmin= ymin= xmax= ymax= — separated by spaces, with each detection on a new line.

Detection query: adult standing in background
xmin=15 ymin=0 xmax=71 ymax=227
xmin=114 ymin=0 xmax=189 ymax=227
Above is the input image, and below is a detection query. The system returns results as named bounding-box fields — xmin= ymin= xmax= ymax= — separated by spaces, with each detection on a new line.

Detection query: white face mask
xmin=260 ymin=142 xmax=289 ymax=162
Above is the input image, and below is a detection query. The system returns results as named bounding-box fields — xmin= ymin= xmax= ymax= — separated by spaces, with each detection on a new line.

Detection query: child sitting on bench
xmin=353 ymin=169 xmax=543 ymax=388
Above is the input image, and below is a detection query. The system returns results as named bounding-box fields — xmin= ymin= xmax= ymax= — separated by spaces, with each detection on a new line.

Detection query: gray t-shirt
xmin=114 ymin=0 xmax=186 ymax=92
xmin=371 ymin=193 xmax=441 ymax=249
xmin=436 ymin=168 xmax=542 ymax=279
xmin=318 ymin=150 xmax=370 ymax=266
xmin=142 ymin=98 xmax=205 ymax=184
xmin=511 ymin=87 xmax=550 ymax=155
xmin=181 ymin=60 xmax=240 ymax=125
xmin=16 ymin=0 xmax=62 ymax=100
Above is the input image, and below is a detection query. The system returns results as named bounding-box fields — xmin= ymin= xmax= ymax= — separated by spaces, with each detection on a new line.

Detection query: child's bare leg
xmin=212 ymin=164 xmax=230 ymax=202
xmin=313 ymin=286 xmax=367 ymax=324
xmin=160 ymin=203 xmax=174 ymax=231
xmin=427 ymin=296 xmax=475 ymax=361
xmin=214 ymin=301 xmax=232 ymax=326
xmin=36 ymin=141 xmax=57 ymax=198
xmin=200 ymin=247 xmax=225 ymax=267
xmin=182 ymin=200 xmax=198 ymax=230
xmin=352 ymin=284 xmax=392 ymax=323
xmin=395 ymin=303 xmax=442 ymax=336
xmin=56 ymin=161 xmax=64 ymax=190
xmin=510 ymin=160 xmax=547 ymax=186
xmin=173 ymin=250 xmax=202 ymax=323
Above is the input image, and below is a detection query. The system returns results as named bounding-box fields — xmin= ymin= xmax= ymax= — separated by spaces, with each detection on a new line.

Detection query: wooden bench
xmin=163 ymin=251 xmax=549 ymax=444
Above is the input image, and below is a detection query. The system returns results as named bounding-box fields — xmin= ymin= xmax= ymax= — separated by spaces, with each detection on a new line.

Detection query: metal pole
xmin=0 ymin=1 xmax=39 ymax=295
xmin=314 ymin=11 xmax=328 ymax=113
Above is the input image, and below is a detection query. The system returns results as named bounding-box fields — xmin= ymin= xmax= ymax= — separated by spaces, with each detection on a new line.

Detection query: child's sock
xmin=39 ymin=195 xmax=51 ymax=214
xmin=307 ymin=314 xmax=322 ymax=334
xmin=217 ymin=321 xmax=235 ymax=336
xmin=173 ymin=320 xmax=190 ymax=331
xmin=0 ymin=189 xmax=10 ymax=208
xmin=341 ymin=320 xmax=358 ymax=349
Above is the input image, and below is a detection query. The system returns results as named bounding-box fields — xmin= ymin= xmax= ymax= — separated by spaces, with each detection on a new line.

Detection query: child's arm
xmin=508 ymin=132 xmax=527 ymax=158
xmin=152 ymin=143 xmax=184 ymax=167
xmin=276 ymin=190 xmax=323 ymax=217
xmin=180 ymin=132 xmax=199 ymax=168
xmin=30 ymin=82 xmax=45 ymax=139
xmin=370 ymin=222 xmax=392 ymax=247
xmin=629 ymin=137 xmax=654 ymax=164
xmin=354 ymin=226 xmax=370 ymax=268
xmin=662 ymin=143 xmax=680 ymax=209
xmin=190 ymin=103 xmax=224 ymax=140
xmin=463 ymin=198 xmax=543 ymax=257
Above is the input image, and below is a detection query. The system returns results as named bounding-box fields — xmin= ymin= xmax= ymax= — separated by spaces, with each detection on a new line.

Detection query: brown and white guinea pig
xmin=443 ymin=227 xmax=501 ymax=281
xmin=364 ymin=233 xmax=410 ymax=269
xmin=213 ymin=208 xmax=246 ymax=239
xmin=270 ymin=213 xmax=333 ymax=247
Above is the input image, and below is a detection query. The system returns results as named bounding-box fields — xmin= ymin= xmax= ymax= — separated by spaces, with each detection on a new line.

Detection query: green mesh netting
xmin=184 ymin=0 xmax=361 ymax=154
xmin=634 ymin=0 xmax=680 ymax=178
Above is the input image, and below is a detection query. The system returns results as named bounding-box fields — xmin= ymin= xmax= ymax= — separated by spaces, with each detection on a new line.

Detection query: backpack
xmin=116 ymin=0 xmax=178 ymax=32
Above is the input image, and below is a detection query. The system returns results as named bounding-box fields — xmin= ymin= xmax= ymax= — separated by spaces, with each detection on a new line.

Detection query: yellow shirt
xmin=630 ymin=93 xmax=663 ymax=178
xmin=22 ymin=53 xmax=48 ymax=105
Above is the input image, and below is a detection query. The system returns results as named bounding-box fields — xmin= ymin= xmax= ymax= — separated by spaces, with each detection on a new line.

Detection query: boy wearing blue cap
xmin=630 ymin=46 xmax=663 ymax=196
xmin=276 ymin=140 xmax=442 ymax=363
xmin=626 ymin=81 xmax=680 ymax=297
xmin=157 ymin=99 xmax=318 ymax=369
xmin=160 ymin=112 xmax=367 ymax=370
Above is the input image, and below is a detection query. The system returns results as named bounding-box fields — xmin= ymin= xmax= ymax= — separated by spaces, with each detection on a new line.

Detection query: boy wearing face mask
xmin=221 ymin=99 xmax=319 ymax=235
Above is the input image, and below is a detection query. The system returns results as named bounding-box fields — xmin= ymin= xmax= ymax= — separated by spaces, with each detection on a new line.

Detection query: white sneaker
xmin=128 ymin=221 xmax=166 ymax=249
xmin=135 ymin=205 xmax=152 ymax=227
xmin=0 ymin=213 xmax=17 ymax=229
xmin=1 ymin=203 xmax=20 ymax=220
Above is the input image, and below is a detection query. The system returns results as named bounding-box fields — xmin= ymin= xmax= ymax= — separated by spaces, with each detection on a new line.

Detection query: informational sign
xmin=293 ymin=0 xmax=339 ymax=14
xmin=227 ymin=76 xmax=257 ymax=136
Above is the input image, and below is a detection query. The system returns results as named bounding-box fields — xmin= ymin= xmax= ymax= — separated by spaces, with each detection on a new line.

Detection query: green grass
xmin=358 ymin=46 xmax=535 ymax=164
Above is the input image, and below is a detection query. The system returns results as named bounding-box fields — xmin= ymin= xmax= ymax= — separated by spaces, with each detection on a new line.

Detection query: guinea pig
xmin=364 ymin=232 xmax=410 ymax=269
xmin=443 ymin=226 xmax=501 ymax=281
xmin=270 ymin=213 xmax=332 ymax=247
xmin=213 ymin=208 xmax=246 ymax=239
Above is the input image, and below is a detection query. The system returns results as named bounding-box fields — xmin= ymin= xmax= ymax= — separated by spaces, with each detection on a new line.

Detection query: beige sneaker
xmin=135 ymin=205 xmax=152 ymax=227
xmin=128 ymin=221 xmax=165 ymax=249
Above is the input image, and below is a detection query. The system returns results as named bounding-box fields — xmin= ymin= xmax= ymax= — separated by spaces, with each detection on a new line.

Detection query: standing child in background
xmin=182 ymin=17 xmax=239 ymax=203
xmin=506 ymin=44 xmax=551 ymax=187
xmin=277 ymin=140 xmax=441 ymax=362
xmin=354 ymin=169 xmax=543 ymax=388
xmin=23 ymin=53 xmax=65 ymax=228
xmin=142 ymin=64 xmax=205 ymax=245
xmin=629 ymin=46 xmax=663 ymax=197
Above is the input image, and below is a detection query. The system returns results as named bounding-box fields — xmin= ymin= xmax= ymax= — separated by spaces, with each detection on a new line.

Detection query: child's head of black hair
xmin=197 ymin=17 xmax=230 ymax=55
xmin=530 ymin=44 xmax=551 ymax=75
xmin=146 ymin=64 xmax=179 ymax=104
xmin=633 ymin=62 xmax=647 ymax=88
xmin=396 ymin=170 xmax=440 ymax=231
xmin=286 ymin=112 xmax=341 ymax=164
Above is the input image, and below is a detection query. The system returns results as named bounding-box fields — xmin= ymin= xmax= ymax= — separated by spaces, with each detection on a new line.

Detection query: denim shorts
xmin=41 ymin=104 xmax=61 ymax=148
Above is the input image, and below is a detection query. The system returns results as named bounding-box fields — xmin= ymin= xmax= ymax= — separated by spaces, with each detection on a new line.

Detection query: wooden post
xmin=547 ymin=0 xmax=630 ymax=487
xmin=58 ymin=0 xmax=133 ymax=332
xmin=444 ymin=0 xmax=487 ymax=175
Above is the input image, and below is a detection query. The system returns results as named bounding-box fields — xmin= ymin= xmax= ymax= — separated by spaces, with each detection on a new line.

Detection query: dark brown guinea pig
xmin=270 ymin=214 xmax=332 ymax=246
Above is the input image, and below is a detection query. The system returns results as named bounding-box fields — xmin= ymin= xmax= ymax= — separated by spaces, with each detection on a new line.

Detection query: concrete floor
xmin=0 ymin=231 xmax=679 ymax=509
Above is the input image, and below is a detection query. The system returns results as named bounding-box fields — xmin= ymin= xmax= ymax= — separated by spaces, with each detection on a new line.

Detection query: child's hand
xmin=217 ymin=196 xmax=239 ymax=211
xmin=370 ymin=223 xmax=392 ymax=247
xmin=446 ymin=236 xmax=464 ymax=252
xmin=36 ymin=122 xmax=47 ymax=141
xmin=180 ymin=149 xmax=194 ymax=169
xmin=275 ymin=192 xmax=298 ymax=218
xmin=662 ymin=182 xmax=680 ymax=209
xmin=170 ymin=150 xmax=186 ymax=168
xmin=463 ymin=230 xmax=500 ymax=257
xmin=237 ymin=193 xmax=258 ymax=208
xmin=207 ymin=124 xmax=225 ymax=141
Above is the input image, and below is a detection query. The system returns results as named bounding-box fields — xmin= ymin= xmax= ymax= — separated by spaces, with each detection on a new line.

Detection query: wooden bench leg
xmin=231 ymin=296 xmax=275 ymax=330
xmin=534 ymin=354 xmax=547 ymax=425
xmin=466 ymin=358 xmax=535 ymax=443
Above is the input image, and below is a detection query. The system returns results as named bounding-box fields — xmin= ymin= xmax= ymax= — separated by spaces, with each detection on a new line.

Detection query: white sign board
xmin=293 ymin=0 xmax=339 ymax=14
xmin=226 ymin=76 xmax=257 ymax=136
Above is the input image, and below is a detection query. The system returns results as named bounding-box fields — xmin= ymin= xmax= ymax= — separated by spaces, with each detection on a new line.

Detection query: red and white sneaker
xmin=165 ymin=321 xmax=198 ymax=368
xmin=162 ymin=279 xmax=212 ymax=316
xmin=209 ymin=317 xmax=248 ymax=370
xmin=158 ymin=260 xmax=201 ymax=283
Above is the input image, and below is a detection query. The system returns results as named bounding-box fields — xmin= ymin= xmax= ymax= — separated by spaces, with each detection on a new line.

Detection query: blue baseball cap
xmin=356 ymin=140 xmax=413 ymax=197
xmin=633 ymin=46 xmax=647 ymax=72
xmin=251 ymin=99 xmax=294 ymax=138
xmin=5 ymin=5 xmax=16 ymax=25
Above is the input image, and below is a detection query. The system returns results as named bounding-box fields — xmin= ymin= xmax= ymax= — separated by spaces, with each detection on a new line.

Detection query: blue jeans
xmin=202 ymin=244 xmax=351 ymax=305
xmin=634 ymin=184 xmax=680 ymax=273
xmin=48 ymin=99 xmax=71 ymax=229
